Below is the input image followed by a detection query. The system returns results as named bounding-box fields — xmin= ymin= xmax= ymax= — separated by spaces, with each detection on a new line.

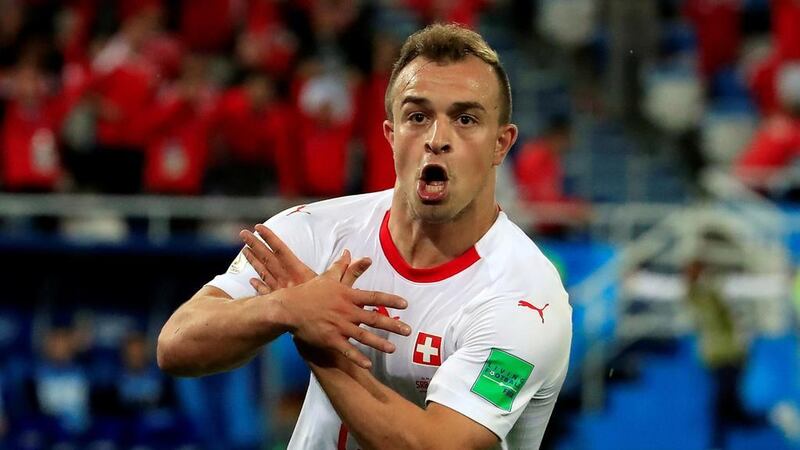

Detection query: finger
xmin=341 ymin=257 xmax=372 ymax=287
xmin=335 ymin=339 xmax=372 ymax=369
xmin=249 ymin=278 xmax=271 ymax=295
xmin=242 ymin=247 xmax=280 ymax=290
xmin=255 ymin=225 xmax=307 ymax=269
xmin=322 ymin=249 xmax=351 ymax=281
xmin=255 ymin=225 xmax=318 ymax=284
xmin=240 ymin=229 xmax=289 ymax=282
xmin=356 ymin=309 xmax=412 ymax=337
xmin=351 ymin=289 xmax=408 ymax=310
xmin=343 ymin=322 xmax=397 ymax=353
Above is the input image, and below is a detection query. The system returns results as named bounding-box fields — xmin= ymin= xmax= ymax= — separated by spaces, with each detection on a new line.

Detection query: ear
xmin=492 ymin=123 xmax=518 ymax=166
xmin=383 ymin=119 xmax=394 ymax=148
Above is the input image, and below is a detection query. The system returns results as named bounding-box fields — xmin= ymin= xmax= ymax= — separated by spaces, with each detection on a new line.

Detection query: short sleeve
xmin=206 ymin=205 xmax=326 ymax=299
xmin=425 ymin=290 xmax=571 ymax=445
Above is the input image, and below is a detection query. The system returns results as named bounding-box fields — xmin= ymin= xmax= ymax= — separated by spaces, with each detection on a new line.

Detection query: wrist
xmin=258 ymin=291 xmax=296 ymax=336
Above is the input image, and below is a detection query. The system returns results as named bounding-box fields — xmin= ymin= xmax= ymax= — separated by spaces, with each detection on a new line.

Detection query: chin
xmin=413 ymin=202 xmax=458 ymax=224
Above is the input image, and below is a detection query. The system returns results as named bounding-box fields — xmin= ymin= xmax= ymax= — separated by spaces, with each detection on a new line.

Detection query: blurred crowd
xmin=0 ymin=313 xmax=192 ymax=448
xmin=2 ymin=0 xmax=800 ymax=208
xmin=0 ymin=0 xmax=497 ymax=199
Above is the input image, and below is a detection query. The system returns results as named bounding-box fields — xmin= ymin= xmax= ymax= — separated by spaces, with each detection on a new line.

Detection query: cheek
xmin=392 ymin=130 xmax=421 ymax=175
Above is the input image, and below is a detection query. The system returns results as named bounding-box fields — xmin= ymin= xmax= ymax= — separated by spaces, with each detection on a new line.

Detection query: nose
xmin=425 ymin=119 xmax=451 ymax=154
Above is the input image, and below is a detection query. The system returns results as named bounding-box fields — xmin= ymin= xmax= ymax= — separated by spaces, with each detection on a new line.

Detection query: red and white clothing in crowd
xmin=1 ymin=99 xmax=64 ymax=191
xmin=514 ymin=138 xmax=568 ymax=205
xmin=747 ymin=0 xmax=800 ymax=114
xmin=208 ymin=189 xmax=572 ymax=450
xmin=213 ymin=86 xmax=284 ymax=164
xmin=0 ymin=66 xmax=81 ymax=191
xmin=237 ymin=0 xmax=297 ymax=77
xmin=736 ymin=114 xmax=800 ymax=185
xmin=211 ymin=85 xmax=298 ymax=195
xmin=141 ymin=88 xmax=217 ymax=195
xmin=294 ymin=74 xmax=357 ymax=197
xmin=296 ymin=113 xmax=355 ymax=196
xmin=91 ymin=32 xmax=161 ymax=149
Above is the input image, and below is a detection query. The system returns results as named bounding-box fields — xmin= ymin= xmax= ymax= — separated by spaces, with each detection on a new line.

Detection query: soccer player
xmin=157 ymin=23 xmax=572 ymax=450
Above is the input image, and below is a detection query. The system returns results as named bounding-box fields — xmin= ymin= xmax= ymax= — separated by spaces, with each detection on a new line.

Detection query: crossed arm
xmin=157 ymin=233 xmax=411 ymax=376
xmin=243 ymin=225 xmax=500 ymax=450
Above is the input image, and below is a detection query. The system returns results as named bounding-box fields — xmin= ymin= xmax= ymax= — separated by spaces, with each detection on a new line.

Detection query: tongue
xmin=417 ymin=180 xmax=448 ymax=202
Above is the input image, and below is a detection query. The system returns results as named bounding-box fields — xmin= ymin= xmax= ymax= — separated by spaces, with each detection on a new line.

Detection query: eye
xmin=409 ymin=112 xmax=427 ymax=124
xmin=457 ymin=115 xmax=476 ymax=125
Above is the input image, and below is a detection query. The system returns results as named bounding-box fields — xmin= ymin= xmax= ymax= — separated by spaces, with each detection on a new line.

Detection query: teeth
xmin=425 ymin=184 xmax=444 ymax=193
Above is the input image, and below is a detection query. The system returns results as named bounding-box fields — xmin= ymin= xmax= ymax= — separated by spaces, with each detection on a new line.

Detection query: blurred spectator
xmin=205 ymin=71 xmax=295 ymax=196
xmin=296 ymin=71 xmax=356 ymax=197
xmin=684 ymin=230 xmax=753 ymax=449
xmin=114 ymin=331 xmax=185 ymax=446
xmin=142 ymin=53 xmax=217 ymax=195
xmin=357 ymin=33 xmax=400 ymax=193
xmin=1 ymin=61 xmax=70 ymax=192
xmin=736 ymin=63 xmax=800 ymax=189
xmin=683 ymin=0 xmax=742 ymax=80
xmin=23 ymin=323 xmax=92 ymax=443
xmin=84 ymin=3 xmax=166 ymax=194
xmin=291 ymin=0 xmax=372 ymax=76
xmin=117 ymin=332 xmax=172 ymax=413
xmin=514 ymin=116 xmax=589 ymax=235
xmin=236 ymin=0 xmax=298 ymax=78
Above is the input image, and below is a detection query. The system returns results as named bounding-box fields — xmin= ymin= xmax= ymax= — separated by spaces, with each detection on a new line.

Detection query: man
xmin=157 ymin=23 xmax=572 ymax=450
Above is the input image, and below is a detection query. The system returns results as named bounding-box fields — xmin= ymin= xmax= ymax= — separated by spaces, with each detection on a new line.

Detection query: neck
xmin=388 ymin=188 xmax=499 ymax=269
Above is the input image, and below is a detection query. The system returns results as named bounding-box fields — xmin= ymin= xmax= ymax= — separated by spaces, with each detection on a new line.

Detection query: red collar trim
xmin=379 ymin=210 xmax=481 ymax=283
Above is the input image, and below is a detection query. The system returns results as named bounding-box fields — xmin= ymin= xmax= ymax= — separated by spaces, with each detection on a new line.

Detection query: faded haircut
xmin=385 ymin=23 xmax=512 ymax=124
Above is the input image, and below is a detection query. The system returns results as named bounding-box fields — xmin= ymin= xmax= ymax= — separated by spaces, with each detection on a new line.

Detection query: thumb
xmin=322 ymin=249 xmax=351 ymax=281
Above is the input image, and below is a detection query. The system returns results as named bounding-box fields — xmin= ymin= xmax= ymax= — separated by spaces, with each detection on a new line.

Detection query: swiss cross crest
xmin=412 ymin=332 xmax=442 ymax=366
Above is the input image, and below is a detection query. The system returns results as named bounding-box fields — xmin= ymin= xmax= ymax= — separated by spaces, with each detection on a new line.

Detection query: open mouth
xmin=417 ymin=164 xmax=449 ymax=203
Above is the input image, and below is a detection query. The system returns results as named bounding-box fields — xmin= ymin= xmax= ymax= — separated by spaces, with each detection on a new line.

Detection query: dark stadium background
xmin=2 ymin=0 xmax=800 ymax=449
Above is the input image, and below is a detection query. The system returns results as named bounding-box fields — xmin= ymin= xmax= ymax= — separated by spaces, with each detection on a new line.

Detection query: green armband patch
xmin=470 ymin=348 xmax=534 ymax=411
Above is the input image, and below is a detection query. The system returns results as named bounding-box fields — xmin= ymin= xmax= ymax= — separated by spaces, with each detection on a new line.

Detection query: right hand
xmin=244 ymin=226 xmax=410 ymax=369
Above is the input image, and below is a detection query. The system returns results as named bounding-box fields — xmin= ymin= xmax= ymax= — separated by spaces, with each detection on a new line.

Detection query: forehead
xmin=392 ymin=56 xmax=500 ymax=113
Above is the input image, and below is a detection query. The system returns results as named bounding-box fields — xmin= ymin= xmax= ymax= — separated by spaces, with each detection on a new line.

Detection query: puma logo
xmin=288 ymin=205 xmax=311 ymax=216
xmin=518 ymin=300 xmax=549 ymax=324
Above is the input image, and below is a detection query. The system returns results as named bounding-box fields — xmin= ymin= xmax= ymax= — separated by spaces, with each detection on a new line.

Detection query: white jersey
xmin=208 ymin=190 xmax=572 ymax=450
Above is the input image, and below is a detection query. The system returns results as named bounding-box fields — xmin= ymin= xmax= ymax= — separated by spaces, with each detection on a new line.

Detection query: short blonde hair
xmin=385 ymin=23 xmax=512 ymax=124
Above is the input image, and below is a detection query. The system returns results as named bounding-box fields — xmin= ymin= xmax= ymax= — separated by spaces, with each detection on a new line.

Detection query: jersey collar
xmin=379 ymin=210 xmax=481 ymax=283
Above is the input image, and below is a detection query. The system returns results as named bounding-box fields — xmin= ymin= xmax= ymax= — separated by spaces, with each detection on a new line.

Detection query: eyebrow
xmin=400 ymin=96 xmax=431 ymax=108
xmin=447 ymin=101 xmax=486 ymax=115
xmin=400 ymin=96 xmax=487 ymax=115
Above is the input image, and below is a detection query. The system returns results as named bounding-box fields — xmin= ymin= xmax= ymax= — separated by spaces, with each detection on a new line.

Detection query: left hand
xmin=240 ymin=224 xmax=372 ymax=291
xmin=240 ymin=224 xmax=409 ymax=368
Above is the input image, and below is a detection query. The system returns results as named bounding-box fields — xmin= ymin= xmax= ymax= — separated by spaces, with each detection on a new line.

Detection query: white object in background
xmin=702 ymin=111 xmax=756 ymax=166
xmin=643 ymin=70 xmax=705 ymax=133
xmin=538 ymin=0 xmax=598 ymax=49
xmin=60 ymin=213 xmax=129 ymax=243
